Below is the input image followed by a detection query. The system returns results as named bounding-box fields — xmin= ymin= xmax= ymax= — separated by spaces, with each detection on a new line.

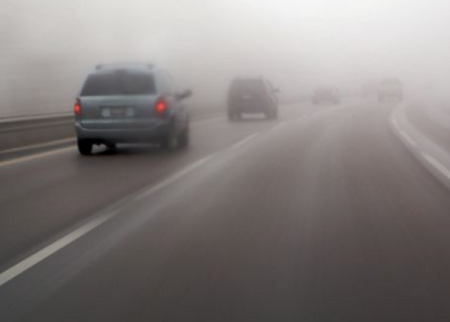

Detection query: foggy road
xmin=1 ymin=99 xmax=450 ymax=321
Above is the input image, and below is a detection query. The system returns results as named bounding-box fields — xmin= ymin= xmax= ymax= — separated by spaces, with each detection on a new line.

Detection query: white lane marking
xmin=0 ymin=138 xmax=75 ymax=155
xmin=391 ymin=114 xmax=418 ymax=149
xmin=0 ymin=155 xmax=212 ymax=287
xmin=390 ymin=111 xmax=401 ymax=130
xmin=0 ymin=147 xmax=75 ymax=169
xmin=391 ymin=107 xmax=450 ymax=182
xmin=422 ymin=153 xmax=450 ymax=180
xmin=399 ymin=129 xmax=418 ymax=149
xmin=135 ymin=156 xmax=212 ymax=201
xmin=0 ymin=127 xmax=263 ymax=285
xmin=0 ymin=209 xmax=119 ymax=287
xmin=227 ymin=133 xmax=259 ymax=152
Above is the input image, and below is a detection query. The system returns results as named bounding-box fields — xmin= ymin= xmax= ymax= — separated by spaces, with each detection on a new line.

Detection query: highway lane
xmin=2 ymin=99 xmax=450 ymax=321
xmin=0 ymin=103 xmax=313 ymax=268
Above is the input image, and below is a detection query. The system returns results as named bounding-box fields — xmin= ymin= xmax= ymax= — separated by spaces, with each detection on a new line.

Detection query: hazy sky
xmin=1 ymin=0 xmax=450 ymax=116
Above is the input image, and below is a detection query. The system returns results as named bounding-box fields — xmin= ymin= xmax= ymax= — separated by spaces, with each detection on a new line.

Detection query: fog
xmin=1 ymin=0 xmax=450 ymax=118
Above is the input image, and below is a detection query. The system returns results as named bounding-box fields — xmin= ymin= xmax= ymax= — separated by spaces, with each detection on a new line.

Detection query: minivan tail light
xmin=74 ymin=99 xmax=82 ymax=116
xmin=155 ymin=98 xmax=168 ymax=114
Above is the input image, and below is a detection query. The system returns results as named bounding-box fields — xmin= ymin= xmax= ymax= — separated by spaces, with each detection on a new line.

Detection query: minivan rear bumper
xmin=228 ymin=101 xmax=271 ymax=114
xmin=75 ymin=121 xmax=169 ymax=143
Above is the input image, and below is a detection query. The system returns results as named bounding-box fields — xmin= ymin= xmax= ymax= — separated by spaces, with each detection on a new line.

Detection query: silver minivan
xmin=74 ymin=63 xmax=191 ymax=155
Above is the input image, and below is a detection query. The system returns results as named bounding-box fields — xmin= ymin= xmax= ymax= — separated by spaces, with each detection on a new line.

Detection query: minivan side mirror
xmin=176 ymin=89 xmax=193 ymax=100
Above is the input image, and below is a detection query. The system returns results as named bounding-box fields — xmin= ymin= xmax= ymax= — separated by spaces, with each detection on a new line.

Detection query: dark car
xmin=378 ymin=78 xmax=403 ymax=101
xmin=312 ymin=86 xmax=340 ymax=105
xmin=227 ymin=78 xmax=279 ymax=121
xmin=74 ymin=63 xmax=192 ymax=155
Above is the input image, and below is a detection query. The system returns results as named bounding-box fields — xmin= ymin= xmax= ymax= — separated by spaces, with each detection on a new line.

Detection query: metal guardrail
xmin=0 ymin=116 xmax=73 ymax=134
xmin=0 ymin=107 xmax=224 ymax=153
xmin=0 ymin=97 xmax=307 ymax=154
xmin=0 ymin=112 xmax=73 ymax=124
xmin=0 ymin=114 xmax=75 ymax=152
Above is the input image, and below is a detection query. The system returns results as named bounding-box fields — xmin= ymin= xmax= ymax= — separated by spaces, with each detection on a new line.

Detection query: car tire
xmin=178 ymin=125 xmax=190 ymax=148
xmin=78 ymin=139 xmax=93 ymax=155
xmin=161 ymin=126 xmax=177 ymax=150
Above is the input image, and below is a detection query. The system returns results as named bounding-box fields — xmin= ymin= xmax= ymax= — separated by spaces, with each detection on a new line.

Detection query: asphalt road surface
xmin=1 ymin=99 xmax=450 ymax=321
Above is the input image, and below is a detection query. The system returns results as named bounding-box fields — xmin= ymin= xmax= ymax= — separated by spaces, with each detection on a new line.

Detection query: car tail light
xmin=74 ymin=99 xmax=82 ymax=116
xmin=155 ymin=98 xmax=168 ymax=114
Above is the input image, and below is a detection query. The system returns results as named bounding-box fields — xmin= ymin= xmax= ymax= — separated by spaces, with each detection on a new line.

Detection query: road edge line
xmin=390 ymin=105 xmax=450 ymax=184
xmin=0 ymin=155 xmax=212 ymax=287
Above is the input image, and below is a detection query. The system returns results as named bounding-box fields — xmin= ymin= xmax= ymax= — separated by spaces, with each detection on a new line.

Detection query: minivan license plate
xmin=110 ymin=107 xmax=127 ymax=117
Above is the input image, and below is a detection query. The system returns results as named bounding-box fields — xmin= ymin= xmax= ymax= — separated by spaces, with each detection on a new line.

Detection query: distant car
xmin=74 ymin=63 xmax=191 ymax=155
xmin=312 ymin=86 xmax=340 ymax=105
xmin=227 ymin=78 xmax=279 ymax=121
xmin=378 ymin=78 xmax=403 ymax=101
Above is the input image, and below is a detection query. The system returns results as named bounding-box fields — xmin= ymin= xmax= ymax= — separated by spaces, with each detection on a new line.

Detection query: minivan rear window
xmin=81 ymin=72 xmax=156 ymax=96
xmin=229 ymin=79 xmax=265 ymax=97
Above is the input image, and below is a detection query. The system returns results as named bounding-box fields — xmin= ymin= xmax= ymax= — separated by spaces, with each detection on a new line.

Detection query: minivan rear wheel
xmin=161 ymin=126 xmax=177 ymax=150
xmin=78 ymin=139 xmax=93 ymax=155
xmin=178 ymin=125 xmax=190 ymax=148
